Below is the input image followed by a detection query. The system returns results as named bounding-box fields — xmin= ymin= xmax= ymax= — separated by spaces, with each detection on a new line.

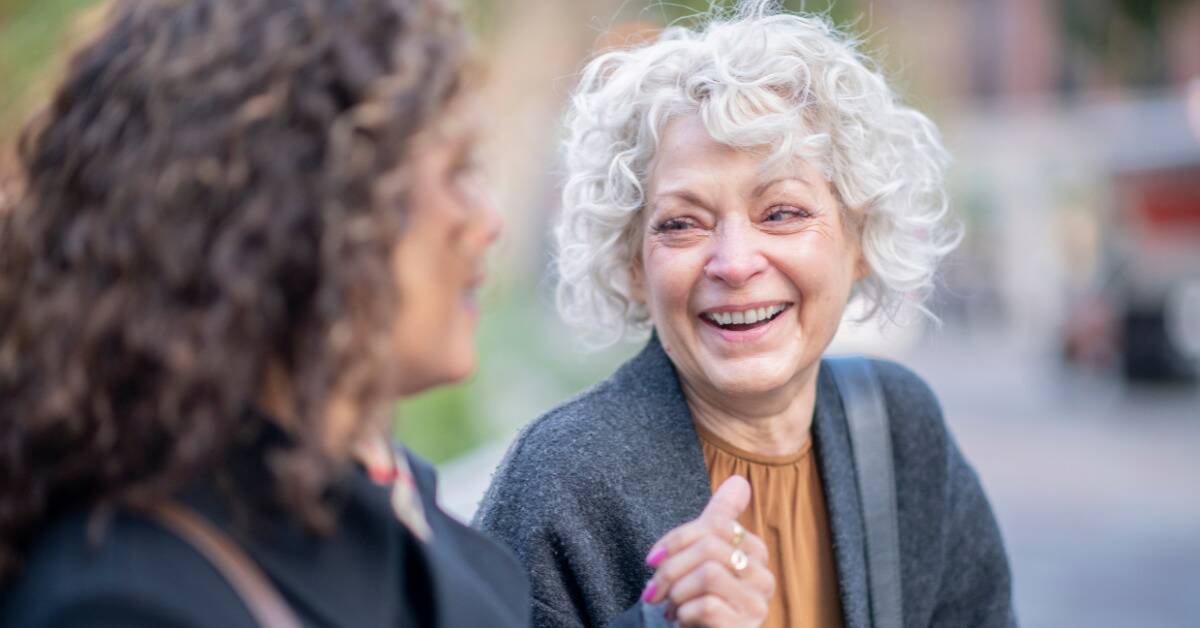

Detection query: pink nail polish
xmin=641 ymin=581 xmax=658 ymax=603
xmin=645 ymin=547 xmax=667 ymax=567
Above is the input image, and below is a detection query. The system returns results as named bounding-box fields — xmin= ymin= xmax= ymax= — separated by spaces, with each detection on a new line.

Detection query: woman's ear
xmin=628 ymin=259 xmax=646 ymax=303
xmin=853 ymin=251 xmax=869 ymax=281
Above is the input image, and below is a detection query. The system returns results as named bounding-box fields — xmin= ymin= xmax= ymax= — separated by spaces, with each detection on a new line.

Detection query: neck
xmin=681 ymin=363 xmax=820 ymax=458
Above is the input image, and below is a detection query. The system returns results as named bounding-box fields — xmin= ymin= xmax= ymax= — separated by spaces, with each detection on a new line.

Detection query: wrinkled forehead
xmin=652 ymin=103 xmax=830 ymax=172
xmin=648 ymin=112 xmax=829 ymax=189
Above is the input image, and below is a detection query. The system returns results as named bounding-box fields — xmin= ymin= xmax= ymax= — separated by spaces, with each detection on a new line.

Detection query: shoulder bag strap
xmin=826 ymin=357 xmax=904 ymax=628
xmin=142 ymin=501 xmax=304 ymax=628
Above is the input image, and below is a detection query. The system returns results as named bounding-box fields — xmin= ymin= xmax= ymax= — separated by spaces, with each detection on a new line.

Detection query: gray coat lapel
xmin=612 ymin=335 xmax=712 ymax=558
xmin=813 ymin=365 xmax=871 ymax=628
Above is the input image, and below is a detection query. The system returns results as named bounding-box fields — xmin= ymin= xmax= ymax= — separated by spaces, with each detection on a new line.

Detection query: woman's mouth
xmin=699 ymin=302 xmax=792 ymax=332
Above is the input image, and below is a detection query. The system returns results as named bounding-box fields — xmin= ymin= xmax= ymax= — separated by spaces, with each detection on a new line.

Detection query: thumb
xmin=702 ymin=474 xmax=751 ymax=521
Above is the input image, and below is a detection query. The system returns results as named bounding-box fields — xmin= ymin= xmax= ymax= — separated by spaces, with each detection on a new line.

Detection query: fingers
xmin=702 ymin=475 xmax=751 ymax=520
xmin=650 ymin=475 xmax=753 ymax=561
xmin=736 ymin=526 xmax=769 ymax=566
xmin=639 ymin=475 xmax=773 ymax=626
xmin=675 ymin=594 xmax=739 ymax=627
xmin=644 ymin=528 xmax=770 ymax=605
xmin=648 ymin=534 xmax=732 ymax=601
xmin=647 ymin=517 xmax=768 ymax=568
xmin=666 ymin=558 xmax=773 ymax=618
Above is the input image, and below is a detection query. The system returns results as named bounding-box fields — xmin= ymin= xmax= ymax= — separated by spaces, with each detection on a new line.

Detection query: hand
xmin=641 ymin=475 xmax=774 ymax=627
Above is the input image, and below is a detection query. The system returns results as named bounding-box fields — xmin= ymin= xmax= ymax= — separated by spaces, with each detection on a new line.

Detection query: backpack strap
xmin=141 ymin=501 xmax=303 ymax=628
xmin=826 ymin=357 xmax=904 ymax=628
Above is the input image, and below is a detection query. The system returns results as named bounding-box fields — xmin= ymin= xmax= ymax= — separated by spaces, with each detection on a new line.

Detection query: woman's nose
xmin=451 ymin=205 xmax=502 ymax=266
xmin=464 ymin=176 xmax=503 ymax=250
xmin=481 ymin=197 xmax=503 ymax=247
xmin=703 ymin=224 xmax=767 ymax=287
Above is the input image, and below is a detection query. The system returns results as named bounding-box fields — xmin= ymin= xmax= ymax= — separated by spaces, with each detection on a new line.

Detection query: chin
xmin=395 ymin=337 xmax=478 ymax=396
xmin=713 ymin=378 xmax=788 ymax=399
xmin=705 ymin=361 xmax=795 ymax=398
xmin=441 ymin=353 xmax=477 ymax=385
xmin=441 ymin=328 xmax=481 ymax=379
xmin=397 ymin=357 xmax=475 ymax=397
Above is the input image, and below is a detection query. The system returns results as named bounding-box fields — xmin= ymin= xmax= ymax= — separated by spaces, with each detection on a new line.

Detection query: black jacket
xmin=1 ymin=436 xmax=528 ymax=628
xmin=475 ymin=336 xmax=1016 ymax=628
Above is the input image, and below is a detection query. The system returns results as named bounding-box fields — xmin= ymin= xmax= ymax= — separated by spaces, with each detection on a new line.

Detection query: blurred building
xmin=834 ymin=0 xmax=1200 ymax=381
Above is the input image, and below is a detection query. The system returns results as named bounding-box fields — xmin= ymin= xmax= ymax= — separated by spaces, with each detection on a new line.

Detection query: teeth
xmin=704 ymin=304 xmax=787 ymax=327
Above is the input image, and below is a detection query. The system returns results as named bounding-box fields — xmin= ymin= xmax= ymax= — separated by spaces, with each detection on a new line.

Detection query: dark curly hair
xmin=0 ymin=0 xmax=466 ymax=580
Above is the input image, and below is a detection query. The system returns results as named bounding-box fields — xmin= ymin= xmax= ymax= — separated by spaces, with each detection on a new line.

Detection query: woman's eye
xmin=451 ymin=158 xmax=480 ymax=185
xmin=655 ymin=218 xmax=693 ymax=232
xmin=448 ymin=144 xmax=483 ymax=184
xmin=765 ymin=205 xmax=808 ymax=222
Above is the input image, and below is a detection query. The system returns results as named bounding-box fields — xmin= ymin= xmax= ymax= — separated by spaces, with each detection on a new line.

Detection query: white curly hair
xmin=555 ymin=0 xmax=961 ymax=346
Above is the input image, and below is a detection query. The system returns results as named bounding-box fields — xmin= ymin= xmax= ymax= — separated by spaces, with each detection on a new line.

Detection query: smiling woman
xmin=634 ymin=115 xmax=865 ymax=418
xmin=554 ymin=6 xmax=959 ymax=350
xmin=475 ymin=2 xmax=1015 ymax=627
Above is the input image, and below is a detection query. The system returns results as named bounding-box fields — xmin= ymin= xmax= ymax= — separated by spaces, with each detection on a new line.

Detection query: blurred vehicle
xmin=1061 ymin=86 xmax=1200 ymax=383
xmin=1113 ymin=163 xmax=1200 ymax=381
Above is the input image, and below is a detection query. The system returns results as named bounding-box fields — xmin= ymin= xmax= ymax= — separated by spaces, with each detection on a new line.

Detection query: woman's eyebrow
xmin=651 ymin=188 xmax=710 ymax=210
xmin=752 ymin=175 xmax=809 ymax=197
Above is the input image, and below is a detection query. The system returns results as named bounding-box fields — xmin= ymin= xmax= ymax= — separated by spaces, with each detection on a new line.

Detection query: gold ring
xmin=731 ymin=521 xmax=745 ymax=547
xmin=729 ymin=548 xmax=749 ymax=572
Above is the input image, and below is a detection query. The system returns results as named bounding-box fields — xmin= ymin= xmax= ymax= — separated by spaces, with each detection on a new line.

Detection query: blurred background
xmin=2 ymin=0 xmax=1198 ymax=625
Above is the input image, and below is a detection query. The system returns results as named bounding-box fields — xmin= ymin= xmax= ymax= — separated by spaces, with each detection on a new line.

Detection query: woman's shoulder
xmin=491 ymin=347 xmax=673 ymax=477
xmin=511 ymin=379 xmax=628 ymax=457
xmin=845 ymin=357 xmax=971 ymax=489
xmin=855 ymin=357 xmax=991 ymax=517
xmin=478 ymin=377 xmax=626 ymax=501
xmin=399 ymin=452 xmax=531 ymax=628
xmin=855 ymin=359 xmax=1014 ymax=623
xmin=474 ymin=347 xmax=689 ymax=527
xmin=865 ymin=358 xmax=941 ymax=411
xmin=1 ymin=508 xmax=254 ymax=628
xmin=860 ymin=357 xmax=950 ymax=446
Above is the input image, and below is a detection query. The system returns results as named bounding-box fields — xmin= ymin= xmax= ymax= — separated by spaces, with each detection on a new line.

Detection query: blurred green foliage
xmin=0 ymin=0 xmax=103 ymax=139
xmin=0 ymin=0 xmax=495 ymax=140
xmin=395 ymin=379 xmax=487 ymax=463
xmin=395 ymin=280 xmax=634 ymax=462
xmin=1057 ymin=0 xmax=1191 ymax=87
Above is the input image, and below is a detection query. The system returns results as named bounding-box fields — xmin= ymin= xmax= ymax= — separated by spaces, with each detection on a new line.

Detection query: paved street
xmin=906 ymin=333 xmax=1200 ymax=628
xmin=440 ymin=330 xmax=1200 ymax=627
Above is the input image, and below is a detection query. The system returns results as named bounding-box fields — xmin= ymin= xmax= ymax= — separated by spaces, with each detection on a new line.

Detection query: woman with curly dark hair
xmin=0 ymin=0 xmax=526 ymax=626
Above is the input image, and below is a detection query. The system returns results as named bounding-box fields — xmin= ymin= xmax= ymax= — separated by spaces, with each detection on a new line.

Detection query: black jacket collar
xmin=181 ymin=444 xmax=405 ymax=627
xmin=180 ymin=412 xmax=528 ymax=628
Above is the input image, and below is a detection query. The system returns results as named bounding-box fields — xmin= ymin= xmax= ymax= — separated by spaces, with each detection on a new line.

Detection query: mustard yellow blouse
xmin=696 ymin=422 xmax=844 ymax=628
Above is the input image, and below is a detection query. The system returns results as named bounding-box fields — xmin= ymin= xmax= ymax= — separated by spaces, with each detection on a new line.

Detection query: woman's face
xmin=390 ymin=109 xmax=500 ymax=396
xmin=633 ymin=114 xmax=863 ymax=403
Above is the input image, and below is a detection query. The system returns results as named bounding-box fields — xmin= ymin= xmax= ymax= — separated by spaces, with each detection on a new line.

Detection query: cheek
xmin=392 ymin=230 xmax=453 ymax=331
xmin=777 ymin=236 xmax=858 ymax=302
xmin=642 ymin=244 xmax=703 ymax=314
xmin=390 ymin=248 xmax=432 ymax=346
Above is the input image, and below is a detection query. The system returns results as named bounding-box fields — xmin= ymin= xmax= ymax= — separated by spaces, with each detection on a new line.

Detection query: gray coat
xmin=475 ymin=336 xmax=1015 ymax=628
